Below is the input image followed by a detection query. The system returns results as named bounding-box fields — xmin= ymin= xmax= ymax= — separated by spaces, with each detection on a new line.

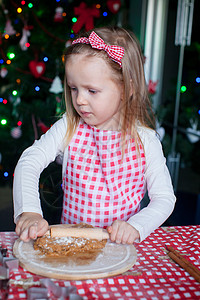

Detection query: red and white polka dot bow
xmin=72 ymin=31 xmax=124 ymax=67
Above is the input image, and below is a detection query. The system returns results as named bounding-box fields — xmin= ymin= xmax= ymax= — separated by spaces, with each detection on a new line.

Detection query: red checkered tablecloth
xmin=0 ymin=226 xmax=200 ymax=299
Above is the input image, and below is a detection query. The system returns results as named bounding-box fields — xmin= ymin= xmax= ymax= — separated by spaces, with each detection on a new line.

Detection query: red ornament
xmin=107 ymin=0 xmax=121 ymax=14
xmin=148 ymin=80 xmax=158 ymax=95
xmin=54 ymin=7 xmax=64 ymax=23
xmin=29 ymin=60 xmax=46 ymax=78
xmin=72 ymin=2 xmax=100 ymax=34
xmin=37 ymin=120 xmax=50 ymax=133
xmin=0 ymin=67 xmax=8 ymax=78
xmin=11 ymin=127 xmax=22 ymax=139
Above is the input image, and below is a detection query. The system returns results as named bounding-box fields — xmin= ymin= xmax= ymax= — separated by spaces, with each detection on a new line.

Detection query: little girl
xmin=13 ymin=27 xmax=176 ymax=244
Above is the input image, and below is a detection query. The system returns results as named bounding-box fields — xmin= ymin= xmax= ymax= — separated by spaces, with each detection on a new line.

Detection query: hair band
xmin=72 ymin=31 xmax=124 ymax=67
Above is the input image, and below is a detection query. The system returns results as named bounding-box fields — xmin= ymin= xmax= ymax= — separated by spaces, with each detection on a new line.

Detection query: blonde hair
xmin=63 ymin=26 xmax=155 ymax=154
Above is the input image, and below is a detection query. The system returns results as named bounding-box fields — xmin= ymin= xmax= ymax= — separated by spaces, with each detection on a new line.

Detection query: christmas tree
xmin=0 ymin=0 xmax=123 ymax=186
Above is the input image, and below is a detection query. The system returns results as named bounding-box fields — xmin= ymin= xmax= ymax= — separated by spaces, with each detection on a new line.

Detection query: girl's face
xmin=65 ymin=54 xmax=123 ymax=131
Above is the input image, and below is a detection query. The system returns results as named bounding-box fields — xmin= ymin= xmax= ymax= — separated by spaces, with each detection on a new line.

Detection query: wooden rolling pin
xmin=50 ymin=226 xmax=110 ymax=241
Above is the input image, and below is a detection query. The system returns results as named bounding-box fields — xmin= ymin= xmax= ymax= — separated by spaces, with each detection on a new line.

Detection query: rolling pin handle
xmin=102 ymin=230 xmax=110 ymax=240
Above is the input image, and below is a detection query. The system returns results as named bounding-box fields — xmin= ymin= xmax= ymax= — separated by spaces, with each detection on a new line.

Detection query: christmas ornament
xmin=186 ymin=119 xmax=200 ymax=143
xmin=37 ymin=120 xmax=50 ymax=133
xmin=72 ymin=2 xmax=100 ymax=33
xmin=3 ymin=19 xmax=16 ymax=36
xmin=12 ymin=96 xmax=21 ymax=117
xmin=0 ymin=67 xmax=8 ymax=78
xmin=107 ymin=0 xmax=121 ymax=14
xmin=29 ymin=60 xmax=46 ymax=78
xmin=148 ymin=80 xmax=158 ymax=95
xmin=56 ymin=96 xmax=62 ymax=114
xmin=19 ymin=27 xmax=31 ymax=51
xmin=65 ymin=40 xmax=72 ymax=48
xmin=56 ymin=96 xmax=61 ymax=103
xmin=2 ymin=8 xmax=8 ymax=14
xmin=10 ymin=95 xmax=21 ymax=105
xmin=54 ymin=7 xmax=64 ymax=22
xmin=11 ymin=127 xmax=22 ymax=139
xmin=49 ymin=76 xmax=63 ymax=94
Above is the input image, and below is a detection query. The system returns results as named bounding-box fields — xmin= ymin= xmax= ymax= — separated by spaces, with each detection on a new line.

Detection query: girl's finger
xmin=29 ymin=223 xmax=38 ymax=240
xmin=121 ymin=231 xmax=131 ymax=244
xmin=110 ymin=223 xmax=120 ymax=242
xmin=37 ymin=220 xmax=49 ymax=236
xmin=15 ymin=225 xmax=21 ymax=236
xmin=20 ymin=228 xmax=30 ymax=242
xmin=107 ymin=226 xmax=112 ymax=234
xmin=115 ymin=229 xmax=124 ymax=244
xmin=126 ymin=231 xmax=138 ymax=244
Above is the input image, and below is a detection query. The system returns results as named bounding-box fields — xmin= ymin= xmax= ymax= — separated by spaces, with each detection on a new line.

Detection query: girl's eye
xmin=89 ymin=89 xmax=97 ymax=94
xmin=70 ymin=87 xmax=77 ymax=92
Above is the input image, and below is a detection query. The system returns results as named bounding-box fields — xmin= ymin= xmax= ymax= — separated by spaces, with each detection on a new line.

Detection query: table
xmin=0 ymin=225 xmax=200 ymax=300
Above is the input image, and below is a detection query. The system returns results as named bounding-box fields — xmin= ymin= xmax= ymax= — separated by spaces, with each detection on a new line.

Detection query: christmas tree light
xmin=17 ymin=7 xmax=23 ymax=13
xmin=12 ymin=90 xmax=18 ymax=96
xmin=7 ymin=52 xmax=15 ymax=59
xmin=72 ymin=17 xmax=77 ymax=23
xmin=35 ymin=86 xmax=40 ymax=91
xmin=28 ymin=3 xmax=33 ymax=8
xmin=1 ymin=119 xmax=7 ymax=125
xmin=181 ymin=85 xmax=187 ymax=93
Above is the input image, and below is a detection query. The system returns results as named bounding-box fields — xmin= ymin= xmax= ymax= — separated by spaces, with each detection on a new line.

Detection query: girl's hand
xmin=107 ymin=220 xmax=140 ymax=244
xmin=15 ymin=212 xmax=49 ymax=242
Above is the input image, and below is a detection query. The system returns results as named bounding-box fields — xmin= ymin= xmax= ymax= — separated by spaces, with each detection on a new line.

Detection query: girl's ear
xmin=121 ymin=81 xmax=133 ymax=102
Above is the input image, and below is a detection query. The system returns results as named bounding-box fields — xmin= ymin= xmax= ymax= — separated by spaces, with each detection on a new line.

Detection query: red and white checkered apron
xmin=61 ymin=121 xmax=146 ymax=228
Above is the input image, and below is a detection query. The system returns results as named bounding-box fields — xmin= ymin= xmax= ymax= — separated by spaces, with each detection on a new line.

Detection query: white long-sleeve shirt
xmin=13 ymin=114 xmax=176 ymax=242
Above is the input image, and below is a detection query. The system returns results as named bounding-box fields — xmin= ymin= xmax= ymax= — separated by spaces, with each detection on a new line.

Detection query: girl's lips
xmin=81 ymin=111 xmax=91 ymax=117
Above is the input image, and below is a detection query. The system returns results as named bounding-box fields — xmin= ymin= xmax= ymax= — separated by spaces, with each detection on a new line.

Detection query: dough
xmin=34 ymin=223 xmax=107 ymax=257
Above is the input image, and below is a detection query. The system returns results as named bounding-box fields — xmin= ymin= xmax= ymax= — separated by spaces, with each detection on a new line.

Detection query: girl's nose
xmin=76 ymin=93 xmax=87 ymax=105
